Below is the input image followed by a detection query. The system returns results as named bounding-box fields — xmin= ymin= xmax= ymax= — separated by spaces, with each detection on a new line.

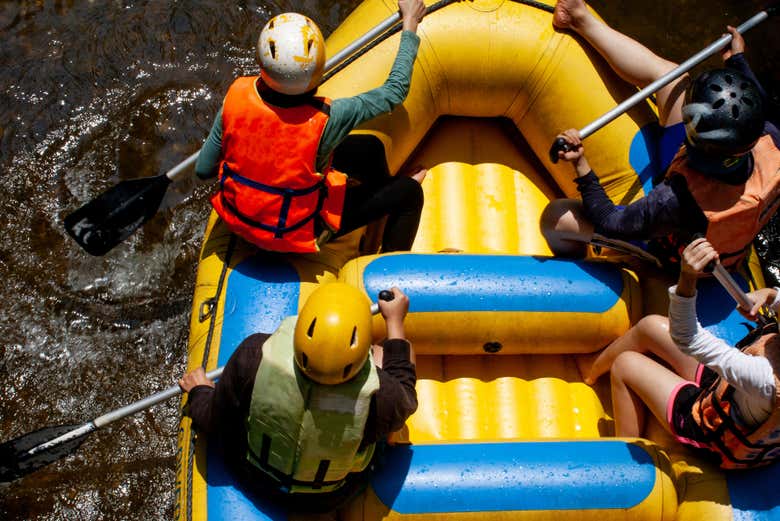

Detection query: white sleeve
xmin=668 ymin=285 xmax=775 ymax=401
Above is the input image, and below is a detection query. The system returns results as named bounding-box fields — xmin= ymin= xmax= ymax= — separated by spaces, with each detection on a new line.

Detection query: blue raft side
xmin=371 ymin=441 xmax=657 ymax=513
xmin=362 ymin=255 xmax=624 ymax=313
xmin=695 ymin=274 xmax=756 ymax=347
xmin=208 ymin=256 xmax=301 ymax=521
xmin=728 ymin=463 xmax=780 ymax=521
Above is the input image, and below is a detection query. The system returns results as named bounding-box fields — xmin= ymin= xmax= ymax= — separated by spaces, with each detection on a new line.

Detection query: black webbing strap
xmin=220 ymin=163 xmax=327 ymax=238
xmin=247 ymin=436 xmax=342 ymax=490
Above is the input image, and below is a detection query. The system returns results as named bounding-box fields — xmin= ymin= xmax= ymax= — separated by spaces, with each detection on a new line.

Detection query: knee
xmin=634 ymin=314 xmax=667 ymax=341
xmin=398 ymin=176 xmax=424 ymax=212
xmin=611 ymin=351 xmax=645 ymax=380
xmin=540 ymin=199 xmax=592 ymax=257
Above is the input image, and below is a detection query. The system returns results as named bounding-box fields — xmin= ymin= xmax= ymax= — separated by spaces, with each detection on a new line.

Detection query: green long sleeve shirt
xmin=195 ymin=30 xmax=421 ymax=178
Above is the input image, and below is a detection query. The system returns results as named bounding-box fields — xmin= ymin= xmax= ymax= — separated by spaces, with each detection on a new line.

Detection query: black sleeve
xmin=363 ymin=339 xmax=418 ymax=445
xmin=726 ymin=54 xmax=780 ymax=146
xmin=186 ymin=333 xmax=268 ymax=435
xmin=725 ymin=53 xmax=768 ymax=103
xmin=575 ymin=171 xmax=688 ymax=240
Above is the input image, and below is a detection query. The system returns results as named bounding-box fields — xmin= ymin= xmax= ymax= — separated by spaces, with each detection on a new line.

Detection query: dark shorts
xmin=667 ymin=364 xmax=718 ymax=446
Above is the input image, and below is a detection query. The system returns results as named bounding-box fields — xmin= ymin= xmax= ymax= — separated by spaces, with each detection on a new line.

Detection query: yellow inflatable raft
xmin=175 ymin=1 xmax=777 ymax=520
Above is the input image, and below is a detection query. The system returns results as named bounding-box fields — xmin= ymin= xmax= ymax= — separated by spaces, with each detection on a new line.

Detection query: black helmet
xmin=682 ymin=68 xmax=764 ymax=157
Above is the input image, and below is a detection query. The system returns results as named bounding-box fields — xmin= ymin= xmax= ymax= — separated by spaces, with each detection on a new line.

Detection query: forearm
xmin=575 ymin=172 xmax=659 ymax=240
xmin=195 ymin=108 xmax=223 ymax=179
xmin=187 ymin=386 xmax=219 ymax=434
xmin=668 ymin=286 xmax=774 ymax=396
xmin=318 ymin=31 xmax=420 ymax=166
xmin=371 ymin=339 xmax=418 ymax=439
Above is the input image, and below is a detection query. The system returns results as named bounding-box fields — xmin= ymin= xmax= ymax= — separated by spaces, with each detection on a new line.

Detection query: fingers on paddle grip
xmin=378 ymin=290 xmax=395 ymax=302
xmin=548 ymin=137 xmax=572 ymax=164
xmin=690 ymin=232 xmax=716 ymax=273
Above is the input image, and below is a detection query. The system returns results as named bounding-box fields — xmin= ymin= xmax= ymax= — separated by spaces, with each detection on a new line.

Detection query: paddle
xmin=0 ymin=290 xmax=394 ymax=483
xmin=64 ymin=8 xmax=411 ymax=256
xmin=549 ymin=4 xmax=778 ymax=163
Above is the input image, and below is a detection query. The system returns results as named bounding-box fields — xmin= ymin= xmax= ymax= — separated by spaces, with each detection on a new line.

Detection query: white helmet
xmin=256 ymin=13 xmax=326 ymax=95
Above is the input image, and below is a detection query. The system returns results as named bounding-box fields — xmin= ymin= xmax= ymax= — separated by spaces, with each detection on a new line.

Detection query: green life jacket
xmin=245 ymin=316 xmax=380 ymax=493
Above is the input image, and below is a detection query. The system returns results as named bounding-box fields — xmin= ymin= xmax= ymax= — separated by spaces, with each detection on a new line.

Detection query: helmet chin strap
xmin=685 ymin=140 xmax=752 ymax=180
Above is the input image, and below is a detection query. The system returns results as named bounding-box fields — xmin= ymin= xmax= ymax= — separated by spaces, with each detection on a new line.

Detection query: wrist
xmin=676 ymin=272 xmax=698 ymax=297
xmin=402 ymin=18 xmax=418 ymax=32
xmin=385 ymin=317 xmax=405 ymax=339
xmin=575 ymin=159 xmax=591 ymax=177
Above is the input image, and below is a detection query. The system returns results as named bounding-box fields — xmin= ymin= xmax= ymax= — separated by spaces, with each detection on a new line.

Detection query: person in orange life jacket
xmin=542 ymin=0 xmax=780 ymax=269
xmin=178 ymin=284 xmax=417 ymax=513
xmin=194 ymin=1 xmax=428 ymax=254
xmin=575 ymin=237 xmax=780 ymax=468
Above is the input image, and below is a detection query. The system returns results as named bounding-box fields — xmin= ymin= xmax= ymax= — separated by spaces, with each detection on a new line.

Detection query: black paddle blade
xmin=64 ymin=174 xmax=172 ymax=256
xmin=0 ymin=424 xmax=90 ymax=483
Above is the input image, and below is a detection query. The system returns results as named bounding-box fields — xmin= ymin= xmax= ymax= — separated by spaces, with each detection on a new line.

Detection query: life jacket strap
xmin=246 ymin=433 xmax=341 ymax=490
xmin=220 ymin=163 xmax=327 ymax=238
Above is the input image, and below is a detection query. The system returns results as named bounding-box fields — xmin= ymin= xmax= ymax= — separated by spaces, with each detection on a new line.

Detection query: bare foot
xmin=552 ymin=0 xmax=589 ymax=30
xmin=576 ymin=351 xmax=602 ymax=385
xmin=403 ymin=165 xmax=428 ymax=184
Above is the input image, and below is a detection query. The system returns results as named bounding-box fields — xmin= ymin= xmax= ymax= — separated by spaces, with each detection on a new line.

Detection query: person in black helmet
xmin=542 ymin=0 xmax=780 ymax=269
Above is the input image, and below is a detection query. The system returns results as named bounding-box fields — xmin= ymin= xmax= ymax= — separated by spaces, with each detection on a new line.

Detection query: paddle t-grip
xmin=549 ymin=137 xmax=574 ymax=164
xmin=370 ymin=289 xmax=395 ymax=315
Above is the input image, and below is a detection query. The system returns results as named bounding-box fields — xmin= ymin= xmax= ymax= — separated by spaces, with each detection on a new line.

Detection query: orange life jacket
xmin=210 ymin=76 xmax=347 ymax=253
xmin=666 ymin=135 xmax=780 ymax=267
xmin=691 ymin=322 xmax=780 ymax=469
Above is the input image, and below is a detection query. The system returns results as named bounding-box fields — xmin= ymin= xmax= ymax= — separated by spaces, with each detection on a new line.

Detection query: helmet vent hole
xmin=342 ymin=364 xmax=353 ymax=380
xmin=269 ymin=40 xmax=276 ymax=59
xmin=710 ymin=84 xmax=723 ymax=92
xmin=301 ymin=352 xmax=309 ymax=368
xmin=350 ymin=326 xmax=358 ymax=348
xmin=724 ymin=74 xmax=734 ymax=85
xmin=744 ymin=97 xmax=754 ymax=107
xmin=713 ymin=98 xmax=725 ymax=109
xmin=307 ymin=318 xmax=316 ymax=338
xmin=732 ymin=105 xmax=740 ymax=118
xmin=307 ymin=38 xmax=314 ymax=55
xmin=269 ymin=20 xmax=274 ymax=29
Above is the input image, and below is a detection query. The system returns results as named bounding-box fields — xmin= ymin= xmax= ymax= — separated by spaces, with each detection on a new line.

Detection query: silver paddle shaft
xmin=165 ymin=11 xmax=404 ymax=183
xmin=24 ymin=367 xmax=224 ymax=458
xmin=712 ymin=263 xmax=754 ymax=311
xmin=579 ymin=9 xmax=772 ymax=140
xmin=24 ymin=299 xmax=388 ymax=458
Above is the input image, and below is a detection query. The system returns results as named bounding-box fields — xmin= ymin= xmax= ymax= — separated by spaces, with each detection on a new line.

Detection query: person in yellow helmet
xmin=179 ymin=284 xmax=415 ymax=512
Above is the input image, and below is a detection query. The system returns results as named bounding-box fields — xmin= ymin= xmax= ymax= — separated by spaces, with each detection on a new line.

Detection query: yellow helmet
xmin=256 ymin=13 xmax=326 ymax=95
xmin=294 ymin=283 xmax=373 ymax=385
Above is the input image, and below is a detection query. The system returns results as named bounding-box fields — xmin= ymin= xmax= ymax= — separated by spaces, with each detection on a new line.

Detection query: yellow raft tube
xmin=175 ymin=1 xmax=778 ymax=520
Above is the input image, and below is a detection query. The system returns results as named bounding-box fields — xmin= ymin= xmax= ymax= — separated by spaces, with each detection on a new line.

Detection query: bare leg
xmin=610 ymin=351 xmax=687 ymax=437
xmin=553 ymin=0 xmax=687 ymax=126
xmin=584 ymin=314 xmax=699 ymax=385
xmin=540 ymin=198 xmax=594 ymax=257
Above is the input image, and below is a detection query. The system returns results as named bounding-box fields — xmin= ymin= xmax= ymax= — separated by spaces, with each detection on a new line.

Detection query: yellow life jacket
xmin=245 ymin=317 xmax=380 ymax=493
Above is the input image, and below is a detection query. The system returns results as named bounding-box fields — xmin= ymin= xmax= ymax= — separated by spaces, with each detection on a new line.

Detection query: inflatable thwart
xmin=175 ymin=1 xmax=780 ymax=520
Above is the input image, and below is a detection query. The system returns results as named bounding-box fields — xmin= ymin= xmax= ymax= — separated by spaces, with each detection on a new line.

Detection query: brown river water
xmin=0 ymin=1 xmax=778 ymax=519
